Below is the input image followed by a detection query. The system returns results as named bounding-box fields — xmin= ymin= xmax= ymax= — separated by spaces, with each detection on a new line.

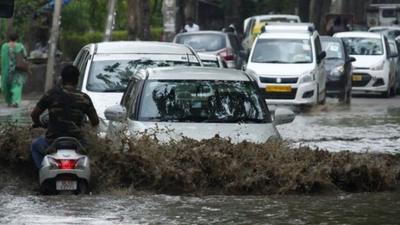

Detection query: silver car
xmin=104 ymin=67 xmax=295 ymax=144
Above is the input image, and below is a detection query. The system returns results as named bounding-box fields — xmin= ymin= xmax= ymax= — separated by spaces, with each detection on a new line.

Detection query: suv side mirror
xmin=317 ymin=51 xmax=326 ymax=64
xmin=104 ymin=105 xmax=127 ymax=122
xmin=273 ymin=108 xmax=295 ymax=125
xmin=0 ymin=0 xmax=14 ymax=18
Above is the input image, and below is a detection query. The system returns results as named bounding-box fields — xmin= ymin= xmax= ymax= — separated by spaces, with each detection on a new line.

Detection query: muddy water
xmin=1 ymin=97 xmax=400 ymax=224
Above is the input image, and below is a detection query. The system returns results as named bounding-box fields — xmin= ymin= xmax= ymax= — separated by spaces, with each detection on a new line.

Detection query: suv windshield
xmin=341 ymin=37 xmax=383 ymax=55
xmin=87 ymin=57 xmax=201 ymax=92
xmin=321 ymin=40 xmax=344 ymax=60
xmin=252 ymin=39 xmax=313 ymax=63
xmin=175 ymin=34 xmax=226 ymax=52
xmin=138 ymin=80 xmax=269 ymax=123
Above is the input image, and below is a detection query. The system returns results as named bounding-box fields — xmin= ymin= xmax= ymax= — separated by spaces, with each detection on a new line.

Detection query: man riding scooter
xmin=31 ymin=65 xmax=99 ymax=169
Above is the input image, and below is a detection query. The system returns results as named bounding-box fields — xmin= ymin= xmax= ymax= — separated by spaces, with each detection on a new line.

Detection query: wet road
xmin=1 ymin=96 xmax=400 ymax=224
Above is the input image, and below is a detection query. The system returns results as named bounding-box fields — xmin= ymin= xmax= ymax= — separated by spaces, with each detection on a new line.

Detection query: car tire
xmin=382 ymin=87 xmax=391 ymax=98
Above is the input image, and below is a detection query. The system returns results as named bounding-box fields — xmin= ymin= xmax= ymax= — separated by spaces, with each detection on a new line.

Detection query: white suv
xmin=246 ymin=24 xmax=327 ymax=106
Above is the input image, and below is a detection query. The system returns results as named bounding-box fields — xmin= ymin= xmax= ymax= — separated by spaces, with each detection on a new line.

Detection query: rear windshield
xmin=175 ymin=34 xmax=226 ymax=52
xmin=321 ymin=40 xmax=344 ymax=59
xmin=87 ymin=56 xmax=201 ymax=92
xmin=252 ymin=39 xmax=313 ymax=63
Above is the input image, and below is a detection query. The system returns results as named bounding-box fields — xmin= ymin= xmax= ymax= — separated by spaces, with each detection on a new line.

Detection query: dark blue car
xmin=321 ymin=36 xmax=355 ymax=104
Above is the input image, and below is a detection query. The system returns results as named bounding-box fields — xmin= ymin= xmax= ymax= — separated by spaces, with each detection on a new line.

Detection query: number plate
xmin=352 ymin=75 xmax=363 ymax=81
xmin=56 ymin=180 xmax=77 ymax=191
xmin=266 ymin=85 xmax=292 ymax=92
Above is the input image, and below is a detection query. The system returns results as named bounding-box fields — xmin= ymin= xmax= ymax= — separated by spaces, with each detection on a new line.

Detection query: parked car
xmin=242 ymin=14 xmax=301 ymax=53
xmin=173 ymin=31 xmax=246 ymax=69
xmin=388 ymin=39 xmax=400 ymax=93
xmin=334 ymin=32 xmax=397 ymax=97
xmin=104 ymin=67 xmax=295 ymax=143
xmin=246 ymin=23 xmax=327 ymax=106
xmin=321 ymin=36 xmax=355 ymax=104
xmin=73 ymin=41 xmax=203 ymax=121
xmin=197 ymin=53 xmax=226 ymax=68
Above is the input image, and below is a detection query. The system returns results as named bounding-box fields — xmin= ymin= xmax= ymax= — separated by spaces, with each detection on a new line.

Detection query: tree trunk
xmin=298 ymin=0 xmax=311 ymax=22
xmin=184 ymin=0 xmax=197 ymax=21
xmin=137 ymin=0 xmax=151 ymax=40
xmin=162 ymin=0 xmax=177 ymax=42
xmin=224 ymin=0 xmax=241 ymax=30
xmin=127 ymin=0 xmax=137 ymax=40
xmin=309 ymin=0 xmax=332 ymax=31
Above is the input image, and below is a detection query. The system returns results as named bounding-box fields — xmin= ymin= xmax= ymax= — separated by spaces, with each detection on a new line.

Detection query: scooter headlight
xmin=330 ymin=66 xmax=344 ymax=76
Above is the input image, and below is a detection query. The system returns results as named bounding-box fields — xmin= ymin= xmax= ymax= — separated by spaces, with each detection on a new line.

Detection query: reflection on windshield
xmin=87 ymin=58 xmax=200 ymax=92
xmin=252 ymin=39 xmax=313 ymax=63
xmin=321 ymin=41 xmax=344 ymax=59
xmin=139 ymin=80 xmax=269 ymax=123
xmin=342 ymin=37 xmax=383 ymax=55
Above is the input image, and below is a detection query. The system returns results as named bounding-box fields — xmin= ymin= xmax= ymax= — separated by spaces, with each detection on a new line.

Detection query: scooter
xmin=39 ymin=137 xmax=90 ymax=195
xmin=34 ymin=112 xmax=91 ymax=195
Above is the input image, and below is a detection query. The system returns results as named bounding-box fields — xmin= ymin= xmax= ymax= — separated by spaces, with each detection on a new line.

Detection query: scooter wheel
xmin=75 ymin=180 xmax=89 ymax=195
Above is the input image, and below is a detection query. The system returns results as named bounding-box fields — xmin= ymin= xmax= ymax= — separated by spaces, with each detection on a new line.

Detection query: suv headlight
xmin=330 ymin=66 xmax=344 ymax=76
xmin=370 ymin=61 xmax=384 ymax=71
xmin=299 ymin=74 xmax=313 ymax=83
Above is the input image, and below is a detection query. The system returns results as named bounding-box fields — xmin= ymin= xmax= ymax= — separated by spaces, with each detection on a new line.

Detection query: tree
xmin=127 ymin=0 xmax=151 ymax=40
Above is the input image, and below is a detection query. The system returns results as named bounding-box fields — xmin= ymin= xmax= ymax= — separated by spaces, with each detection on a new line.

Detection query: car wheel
xmin=382 ymin=87 xmax=391 ymax=98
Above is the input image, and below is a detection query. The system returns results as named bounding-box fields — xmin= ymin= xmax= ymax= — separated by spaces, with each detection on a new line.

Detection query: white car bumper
xmin=352 ymin=69 xmax=389 ymax=93
xmin=260 ymin=81 xmax=318 ymax=106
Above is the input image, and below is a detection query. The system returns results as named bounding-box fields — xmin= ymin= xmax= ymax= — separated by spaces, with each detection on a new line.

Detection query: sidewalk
xmin=0 ymin=94 xmax=38 ymax=118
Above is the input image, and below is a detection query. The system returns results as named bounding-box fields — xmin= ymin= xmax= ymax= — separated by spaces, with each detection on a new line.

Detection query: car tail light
xmin=218 ymin=48 xmax=235 ymax=61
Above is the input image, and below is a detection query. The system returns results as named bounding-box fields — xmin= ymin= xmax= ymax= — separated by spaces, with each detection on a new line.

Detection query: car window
xmin=382 ymin=8 xmax=396 ymax=18
xmin=175 ymin=33 xmax=226 ymax=52
xmin=321 ymin=40 xmax=344 ymax=59
xmin=86 ymin=56 xmax=201 ymax=93
xmin=341 ymin=37 xmax=384 ymax=55
xmin=260 ymin=18 xmax=299 ymax=23
xmin=138 ymin=80 xmax=270 ymax=123
xmin=201 ymin=59 xmax=220 ymax=67
xmin=244 ymin=18 xmax=256 ymax=38
xmin=252 ymin=38 xmax=313 ymax=63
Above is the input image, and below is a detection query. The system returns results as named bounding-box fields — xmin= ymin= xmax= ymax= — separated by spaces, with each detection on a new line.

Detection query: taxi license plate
xmin=352 ymin=75 xmax=363 ymax=81
xmin=56 ymin=180 xmax=77 ymax=191
xmin=266 ymin=85 xmax=292 ymax=92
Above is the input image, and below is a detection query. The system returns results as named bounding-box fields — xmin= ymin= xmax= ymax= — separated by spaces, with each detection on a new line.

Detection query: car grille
xmin=259 ymin=76 xmax=298 ymax=84
xmin=352 ymin=73 xmax=371 ymax=87
xmin=262 ymin=88 xmax=298 ymax=100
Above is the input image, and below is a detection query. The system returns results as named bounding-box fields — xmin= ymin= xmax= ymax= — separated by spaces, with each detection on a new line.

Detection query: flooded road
xmin=1 ymin=97 xmax=400 ymax=224
xmin=279 ymin=96 xmax=400 ymax=154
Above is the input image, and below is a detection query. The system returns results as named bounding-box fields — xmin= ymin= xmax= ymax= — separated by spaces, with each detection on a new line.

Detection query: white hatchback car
xmin=246 ymin=23 xmax=327 ymax=106
xmin=73 ymin=41 xmax=203 ymax=120
xmin=104 ymin=67 xmax=295 ymax=143
xmin=334 ymin=32 xmax=396 ymax=97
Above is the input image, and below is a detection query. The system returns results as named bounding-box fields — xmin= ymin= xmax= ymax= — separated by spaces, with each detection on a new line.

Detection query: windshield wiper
xmin=292 ymin=60 xmax=311 ymax=63
xmin=324 ymin=57 xmax=342 ymax=60
xmin=103 ymin=88 xmax=125 ymax=92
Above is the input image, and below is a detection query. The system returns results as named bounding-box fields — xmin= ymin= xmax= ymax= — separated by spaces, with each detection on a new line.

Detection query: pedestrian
xmin=1 ymin=31 xmax=28 ymax=108
xmin=184 ymin=17 xmax=200 ymax=32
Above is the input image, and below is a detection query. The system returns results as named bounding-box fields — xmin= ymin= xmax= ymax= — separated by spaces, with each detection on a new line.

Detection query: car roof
xmin=145 ymin=67 xmax=250 ymax=81
xmin=320 ymin=36 xmax=342 ymax=42
xmin=334 ymin=31 xmax=382 ymax=39
xmin=369 ymin=26 xmax=400 ymax=31
xmin=175 ymin=31 xmax=227 ymax=37
xmin=94 ymin=41 xmax=195 ymax=54
xmin=254 ymin=14 xmax=300 ymax=20
xmin=259 ymin=32 xmax=311 ymax=39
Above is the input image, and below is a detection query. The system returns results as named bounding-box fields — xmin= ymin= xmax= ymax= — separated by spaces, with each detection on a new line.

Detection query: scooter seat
xmin=55 ymin=140 xmax=78 ymax=150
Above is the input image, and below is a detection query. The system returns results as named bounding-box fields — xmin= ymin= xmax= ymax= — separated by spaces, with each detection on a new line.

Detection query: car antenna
xmin=186 ymin=53 xmax=190 ymax=66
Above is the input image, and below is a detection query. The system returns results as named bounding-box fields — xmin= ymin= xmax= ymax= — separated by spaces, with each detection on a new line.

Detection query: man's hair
xmin=8 ymin=31 xmax=18 ymax=42
xmin=61 ymin=65 xmax=80 ymax=85
xmin=186 ymin=16 xmax=194 ymax=22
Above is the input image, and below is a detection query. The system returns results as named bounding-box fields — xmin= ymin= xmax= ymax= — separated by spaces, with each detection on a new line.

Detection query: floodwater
xmin=1 ymin=97 xmax=400 ymax=224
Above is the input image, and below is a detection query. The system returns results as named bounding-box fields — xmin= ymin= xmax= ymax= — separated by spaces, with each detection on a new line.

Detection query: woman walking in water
xmin=1 ymin=31 xmax=28 ymax=107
